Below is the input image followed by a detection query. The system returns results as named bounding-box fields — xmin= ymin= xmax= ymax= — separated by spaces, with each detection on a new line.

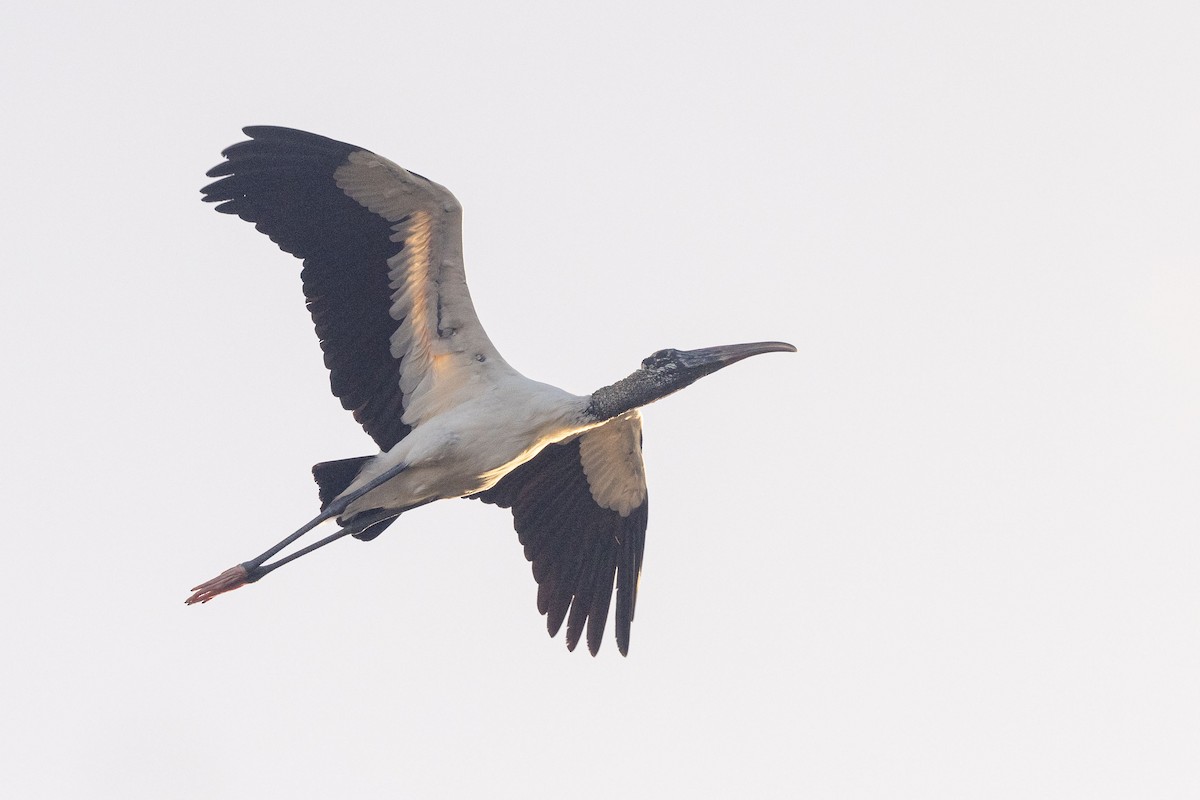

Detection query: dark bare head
xmin=585 ymin=341 xmax=797 ymax=422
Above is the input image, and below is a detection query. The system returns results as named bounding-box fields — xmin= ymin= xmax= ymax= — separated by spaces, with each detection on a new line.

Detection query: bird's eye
xmin=641 ymin=349 xmax=678 ymax=370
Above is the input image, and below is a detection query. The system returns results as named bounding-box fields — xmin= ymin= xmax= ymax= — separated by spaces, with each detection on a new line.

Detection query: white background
xmin=2 ymin=2 xmax=1197 ymax=797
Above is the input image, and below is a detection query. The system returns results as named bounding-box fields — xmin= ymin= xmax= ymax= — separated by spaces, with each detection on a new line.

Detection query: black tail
xmin=311 ymin=456 xmax=398 ymax=542
xmin=312 ymin=456 xmax=373 ymax=510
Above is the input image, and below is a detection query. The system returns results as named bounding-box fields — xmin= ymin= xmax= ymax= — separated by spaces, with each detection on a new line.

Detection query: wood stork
xmin=187 ymin=126 xmax=795 ymax=655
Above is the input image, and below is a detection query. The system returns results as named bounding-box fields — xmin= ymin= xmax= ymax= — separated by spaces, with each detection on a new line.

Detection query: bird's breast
xmin=344 ymin=388 xmax=588 ymax=514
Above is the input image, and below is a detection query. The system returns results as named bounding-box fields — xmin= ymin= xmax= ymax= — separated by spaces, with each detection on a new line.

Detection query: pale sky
xmin=3 ymin=2 xmax=1198 ymax=798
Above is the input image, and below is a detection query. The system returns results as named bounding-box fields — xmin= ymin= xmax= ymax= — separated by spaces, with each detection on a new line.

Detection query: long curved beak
xmin=677 ymin=341 xmax=797 ymax=370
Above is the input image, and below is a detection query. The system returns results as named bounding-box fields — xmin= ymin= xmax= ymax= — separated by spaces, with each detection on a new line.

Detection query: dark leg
xmin=185 ymin=462 xmax=408 ymax=604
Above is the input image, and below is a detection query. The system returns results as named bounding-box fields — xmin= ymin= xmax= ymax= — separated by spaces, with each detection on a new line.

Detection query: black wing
xmin=201 ymin=126 xmax=507 ymax=451
xmin=475 ymin=417 xmax=648 ymax=656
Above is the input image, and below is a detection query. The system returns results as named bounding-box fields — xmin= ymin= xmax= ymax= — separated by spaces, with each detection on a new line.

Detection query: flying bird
xmin=187 ymin=126 xmax=795 ymax=655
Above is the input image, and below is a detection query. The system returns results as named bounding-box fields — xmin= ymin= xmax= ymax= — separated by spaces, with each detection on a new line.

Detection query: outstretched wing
xmin=201 ymin=126 xmax=511 ymax=451
xmin=474 ymin=413 xmax=648 ymax=656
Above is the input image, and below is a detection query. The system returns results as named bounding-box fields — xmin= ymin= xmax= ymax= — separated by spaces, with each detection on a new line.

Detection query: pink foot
xmin=185 ymin=565 xmax=251 ymax=605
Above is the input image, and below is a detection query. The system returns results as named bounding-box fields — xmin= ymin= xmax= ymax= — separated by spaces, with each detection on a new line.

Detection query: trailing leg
xmin=185 ymin=462 xmax=408 ymax=604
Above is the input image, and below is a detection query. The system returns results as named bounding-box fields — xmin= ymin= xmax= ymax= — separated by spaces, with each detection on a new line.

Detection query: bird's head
xmin=638 ymin=341 xmax=798 ymax=396
xmin=628 ymin=340 xmax=796 ymax=410
xmin=586 ymin=341 xmax=796 ymax=422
